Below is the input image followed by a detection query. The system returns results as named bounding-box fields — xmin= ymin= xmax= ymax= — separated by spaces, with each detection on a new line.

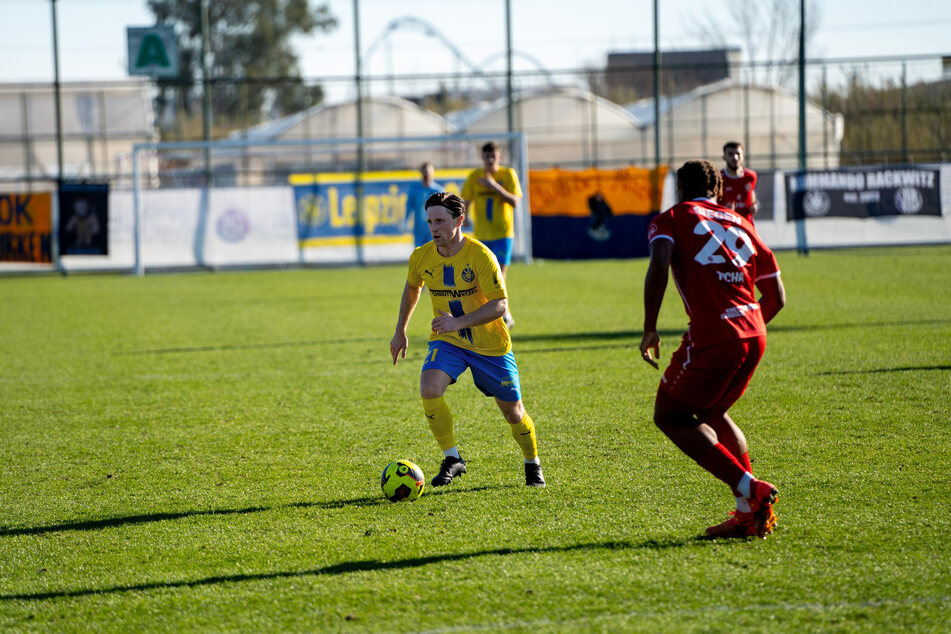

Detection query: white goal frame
xmin=130 ymin=132 xmax=530 ymax=276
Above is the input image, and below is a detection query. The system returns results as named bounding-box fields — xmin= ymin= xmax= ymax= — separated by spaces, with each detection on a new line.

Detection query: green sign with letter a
xmin=127 ymin=26 xmax=179 ymax=77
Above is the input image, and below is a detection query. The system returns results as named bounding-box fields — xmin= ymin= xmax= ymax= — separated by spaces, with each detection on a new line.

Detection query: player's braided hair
xmin=424 ymin=192 xmax=466 ymax=218
xmin=677 ymin=159 xmax=722 ymax=201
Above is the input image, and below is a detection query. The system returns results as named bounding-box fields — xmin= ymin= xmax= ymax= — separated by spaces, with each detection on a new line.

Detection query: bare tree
xmin=690 ymin=0 xmax=821 ymax=87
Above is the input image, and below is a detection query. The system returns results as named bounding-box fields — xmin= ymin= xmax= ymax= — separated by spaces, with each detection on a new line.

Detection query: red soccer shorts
xmin=658 ymin=335 xmax=766 ymax=417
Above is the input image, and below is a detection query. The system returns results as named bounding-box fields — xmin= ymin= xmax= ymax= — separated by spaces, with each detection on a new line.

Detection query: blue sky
xmin=3 ymin=0 xmax=949 ymax=97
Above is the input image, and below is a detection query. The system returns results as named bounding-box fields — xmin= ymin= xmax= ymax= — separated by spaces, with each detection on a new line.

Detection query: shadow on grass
xmin=817 ymin=364 xmax=951 ymax=375
xmin=113 ymin=331 xmax=656 ymax=358
xmin=769 ymin=317 xmax=949 ymax=334
xmin=114 ymin=329 xmax=667 ymax=358
xmin=512 ymin=316 xmax=950 ymax=349
xmin=0 ymin=536 xmax=700 ymax=602
xmin=113 ymin=336 xmax=379 ymax=356
xmin=114 ymin=316 xmax=950 ymax=358
xmin=0 ymin=485 xmax=513 ymax=538
xmin=512 ymin=329 xmax=685 ymax=356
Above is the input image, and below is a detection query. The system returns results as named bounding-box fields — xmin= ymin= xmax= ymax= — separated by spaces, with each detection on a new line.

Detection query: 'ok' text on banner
xmin=0 ymin=192 xmax=52 ymax=263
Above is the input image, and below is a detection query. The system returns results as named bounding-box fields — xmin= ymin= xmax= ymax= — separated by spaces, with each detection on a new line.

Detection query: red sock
xmin=738 ymin=451 xmax=752 ymax=473
xmin=731 ymin=452 xmax=753 ymax=497
xmin=694 ymin=443 xmax=747 ymax=491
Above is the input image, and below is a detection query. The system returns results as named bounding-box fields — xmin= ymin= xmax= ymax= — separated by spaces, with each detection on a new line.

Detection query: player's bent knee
xmin=653 ymin=402 xmax=697 ymax=432
xmin=419 ymin=379 xmax=447 ymax=400
xmin=497 ymin=399 xmax=525 ymax=424
xmin=654 ymin=391 xmax=698 ymax=429
xmin=420 ymin=385 xmax=446 ymax=400
xmin=420 ymin=369 xmax=452 ymax=400
xmin=656 ymin=412 xmax=697 ymax=430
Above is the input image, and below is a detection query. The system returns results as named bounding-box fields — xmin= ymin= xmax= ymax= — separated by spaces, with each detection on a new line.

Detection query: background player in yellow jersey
xmin=462 ymin=141 xmax=523 ymax=328
xmin=389 ymin=192 xmax=545 ymax=488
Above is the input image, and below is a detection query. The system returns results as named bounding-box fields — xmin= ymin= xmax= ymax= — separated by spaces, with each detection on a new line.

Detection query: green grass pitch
xmin=0 ymin=245 xmax=949 ymax=631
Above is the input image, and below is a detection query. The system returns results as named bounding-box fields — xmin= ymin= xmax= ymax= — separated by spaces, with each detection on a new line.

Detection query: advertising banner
xmin=290 ymin=169 xmax=470 ymax=248
xmin=58 ymin=182 xmax=109 ymax=256
xmin=528 ymin=166 xmax=668 ymax=259
xmin=0 ymin=192 xmax=52 ymax=263
xmin=787 ymin=166 xmax=942 ymax=220
xmin=203 ymin=187 xmax=298 ymax=267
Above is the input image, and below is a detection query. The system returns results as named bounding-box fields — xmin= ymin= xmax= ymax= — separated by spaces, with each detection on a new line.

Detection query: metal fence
xmin=2 ymin=53 xmax=949 ymax=189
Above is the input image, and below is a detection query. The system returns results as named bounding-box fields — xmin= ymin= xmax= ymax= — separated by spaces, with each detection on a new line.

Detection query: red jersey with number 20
xmin=647 ymin=198 xmax=780 ymax=348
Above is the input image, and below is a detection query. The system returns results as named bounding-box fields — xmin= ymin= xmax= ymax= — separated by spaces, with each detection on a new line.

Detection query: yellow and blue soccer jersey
xmin=407 ymin=238 xmax=511 ymax=356
xmin=462 ymin=166 xmax=522 ymax=241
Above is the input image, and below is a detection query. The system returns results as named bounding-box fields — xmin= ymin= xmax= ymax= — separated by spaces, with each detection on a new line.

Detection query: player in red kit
xmin=718 ymin=141 xmax=758 ymax=220
xmin=640 ymin=159 xmax=786 ymax=538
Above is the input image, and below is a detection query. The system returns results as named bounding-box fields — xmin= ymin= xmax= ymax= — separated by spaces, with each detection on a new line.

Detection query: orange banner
xmin=529 ymin=166 xmax=668 ymax=217
xmin=0 ymin=192 xmax=52 ymax=263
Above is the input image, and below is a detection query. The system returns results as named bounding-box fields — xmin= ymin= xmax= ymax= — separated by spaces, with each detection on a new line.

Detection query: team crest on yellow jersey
xmin=461 ymin=265 xmax=475 ymax=283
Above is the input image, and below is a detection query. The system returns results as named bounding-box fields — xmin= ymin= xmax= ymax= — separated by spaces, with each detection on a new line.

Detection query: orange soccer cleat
xmin=748 ymin=479 xmax=779 ymax=538
xmin=706 ymin=510 xmax=756 ymax=538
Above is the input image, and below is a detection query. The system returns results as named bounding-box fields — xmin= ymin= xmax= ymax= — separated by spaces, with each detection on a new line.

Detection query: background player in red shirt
xmin=640 ymin=159 xmax=786 ymax=538
xmin=718 ymin=141 xmax=759 ymax=220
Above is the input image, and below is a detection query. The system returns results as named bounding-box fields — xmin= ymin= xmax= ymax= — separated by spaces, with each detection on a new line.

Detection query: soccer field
xmin=0 ymin=245 xmax=949 ymax=631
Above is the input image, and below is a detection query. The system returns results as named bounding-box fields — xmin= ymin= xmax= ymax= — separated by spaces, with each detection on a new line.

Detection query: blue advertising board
xmin=290 ymin=170 xmax=469 ymax=247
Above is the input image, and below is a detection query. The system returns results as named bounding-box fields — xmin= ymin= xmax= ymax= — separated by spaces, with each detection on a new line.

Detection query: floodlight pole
xmin=200 ymin=0 xmax=213 ymax=185
xmin=353 ymin=0 xmax=366 ymax=264
xmin=51 ymin=0 xmax=64 ymax=185
xmin=651 ymin=0 xmax=662 ymax=213
xmin=796 ymin=0 xmax=809 ymax=255
xmin=50 ymin=0 xmax=64 ymax=273
xmin=505 ymin=0 xmax=514 ymax=136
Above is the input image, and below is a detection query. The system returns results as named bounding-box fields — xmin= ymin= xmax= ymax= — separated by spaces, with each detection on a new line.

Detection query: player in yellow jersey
xmin=390 ymin=192 xmax=545 ymax=488
xmin=462 ymin=141 xmax=523 ymax=329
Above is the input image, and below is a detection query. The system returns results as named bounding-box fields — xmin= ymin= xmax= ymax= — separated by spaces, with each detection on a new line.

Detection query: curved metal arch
xmin=363 ymin=16 xmax=498 ymax=90
xmin=477 ymin=50 xmax=554 ymax=85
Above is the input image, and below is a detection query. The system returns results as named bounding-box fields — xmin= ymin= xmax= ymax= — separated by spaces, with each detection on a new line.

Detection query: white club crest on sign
xmin=127 ymin=26 xmax=179 ymax=77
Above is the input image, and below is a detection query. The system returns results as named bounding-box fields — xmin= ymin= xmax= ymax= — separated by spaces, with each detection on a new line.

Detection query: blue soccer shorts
xmin=481 ymin=237 xmax=513 ymax=267
xmin=422 ymin=340 xmax=521 ymax=401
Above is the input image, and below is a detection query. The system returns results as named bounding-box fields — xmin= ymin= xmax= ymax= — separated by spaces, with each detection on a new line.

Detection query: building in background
xmin=604 ymin=48 xmax=742 ymax=101
xmin=0 ymin=80 xmax=156 ymax=187
xmin=216 ymin=95 xmax=454 ymax=185
xmin=628 ymin=79 xmax=845 ymax=169
xmin=449 ymin=86 xmax=643 ymax=168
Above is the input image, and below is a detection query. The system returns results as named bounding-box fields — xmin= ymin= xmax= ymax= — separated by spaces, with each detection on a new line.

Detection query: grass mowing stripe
xmin=0 ymin=539 xmax=638 ymax=602
xmin=419 ymin=596 xmax=951 ymax=633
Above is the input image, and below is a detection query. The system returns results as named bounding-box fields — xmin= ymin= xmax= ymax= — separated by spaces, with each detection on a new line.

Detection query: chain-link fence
xmin=2 ymin=53 xmax=949 ymax=189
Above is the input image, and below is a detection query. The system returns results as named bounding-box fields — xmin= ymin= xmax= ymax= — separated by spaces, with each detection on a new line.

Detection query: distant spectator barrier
xmin=1 ymin=162 xmax=948 ymax=274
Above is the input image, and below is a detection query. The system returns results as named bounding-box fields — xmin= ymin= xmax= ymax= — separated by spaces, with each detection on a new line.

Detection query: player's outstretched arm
xmin=756 ymin=274 xmax=786 ymax=324
xmin=640 ymin=239 xmax=673 ymax=369
xmin=391 ymin=281 xmax=422 ymax=365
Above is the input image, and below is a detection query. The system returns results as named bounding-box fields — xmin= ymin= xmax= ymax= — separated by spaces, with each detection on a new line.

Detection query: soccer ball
xmin=381 ymin=459 xmax=425 ymax=502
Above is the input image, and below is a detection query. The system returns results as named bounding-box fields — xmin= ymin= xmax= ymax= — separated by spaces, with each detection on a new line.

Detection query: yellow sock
xmin=422 ymin=396 xmax=455 ymax=450
xmin=509 ymin=413 xmax=538 ymax=461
